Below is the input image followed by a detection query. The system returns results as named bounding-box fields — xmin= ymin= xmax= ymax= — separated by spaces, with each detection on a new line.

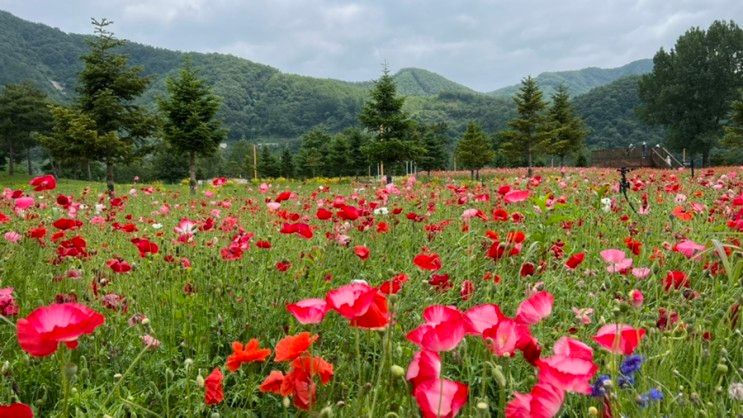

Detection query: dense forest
xmin=0 ymin=10 xmax=654 ymax=148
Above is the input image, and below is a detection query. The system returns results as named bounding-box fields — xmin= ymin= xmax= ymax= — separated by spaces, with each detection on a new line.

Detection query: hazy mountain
xmin=488 ymin=59 xmax=653 ymax=98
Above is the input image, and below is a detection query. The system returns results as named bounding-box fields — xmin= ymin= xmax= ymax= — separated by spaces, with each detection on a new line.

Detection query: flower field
xmin=0 ymin=167 xmax=742 ymax=417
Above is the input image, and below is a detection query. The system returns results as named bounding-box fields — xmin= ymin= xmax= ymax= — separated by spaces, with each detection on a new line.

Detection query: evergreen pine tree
xmin=547 ymin=85 xmax=587 ymax=165
xmin=257 ymin=145 xmax=279 ymax=178
xmin=158 ymin=61 xmax=226 ymax=193
xmin=76 ymin=18 xmax=156 ymax=193
xmin=499 ymin=76 xmax=550 ymax=177
xmin=359 ymin=66 xmax=420 ymax=174
xmin=343 ymin=128 xmax=370 ymax=177
xmin=0 ymin=83 xmax=53 ymax=176
xmin=455 ymin=122 xmax=495 ymax=180
xmin=295 ymin=129 xmax=330 ymax=178
xmin=327 ymin=134 xmax=352 ymax=177
xmin=418 ymin=123 xmax=449 ymax=175
xmin=279 ymin=147 xmax=295 ymax=178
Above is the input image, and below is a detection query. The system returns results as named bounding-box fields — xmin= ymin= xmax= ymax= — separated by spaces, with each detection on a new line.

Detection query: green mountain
xmin=572 ymin=75 xmax=663 ymax=149
xmin=355 ymin=67 xmax=477 ymax=96
xmin=0 ymin=9 xmax=660 ymax=150
xmin=489 ymin=59 xmax=653 ymax=98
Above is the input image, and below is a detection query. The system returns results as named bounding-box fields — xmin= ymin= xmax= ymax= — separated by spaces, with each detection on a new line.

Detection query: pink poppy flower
xmin=593 ymin=323 xmax=646 ymax=355
xmin=505 ymin=381 xmax=565 ymax=418
xmin=406 ymin=350 xmax=441 ymax=387
xmin=407 ymin=305 xmax=467 ymax=352
xmin=464 ymin=304 xmax=505 ymax=335
xmin=286 ymin=298 xmax=329 ymax=324
xmin=504 ymin=190 xmax=530 ymax=204
xmin=515 ymin=291 xmax=554 ymax=325
xmin=414 ymin=378 xmax=468 ymax=418
xmin=674 ymin=239 xmax=705 ymax=258
xmin=536 ymin=337 xmax=598 ymax=394
xmin=4 ymin=231 xmax=21 ymax=244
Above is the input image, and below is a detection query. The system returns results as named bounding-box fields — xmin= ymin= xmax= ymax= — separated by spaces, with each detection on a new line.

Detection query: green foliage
xmin=357 ymin=67 xmax=476 ymax=96
xmin=0 ymin=82 xmax=52 ymax=175
xmin=455 ymin=122 xmax=494 ymax=178
xmin=257 ymin=145 xmax=279 ymax=178
xmin=342 ymin=128 xmax=370 ymax=177
xmin=326 ymin=134 xmax=353 ymax=177
xmin=489 ymin=59 xmax=653 ymax=98
xmin=360 ymin=68 xmax=420 ymax=166
xmin=295 ymin=128 xmax=331 ymax=178
xmin=572 ymin=76 xmax=664 ymax=149
xmin=546 ymin=85 xmax=587 ymax=163
xmin=499 ymin=76 xmax=550 ymax=175
xmin=639 ymin=20 xmax=743 ymax=164
xmin=36 ymin=105 xmax=113 ymax=170
xmin=279 ymin=147 xmax=295 ymax=178
xmin=416 ymin=123 xmax=449 ymax=173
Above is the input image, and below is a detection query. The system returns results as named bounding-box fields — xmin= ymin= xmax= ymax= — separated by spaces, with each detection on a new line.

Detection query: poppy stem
xmin=59 ymin=349 xmax=71 ymax=418
xmin=367 ymin=327 xmax=390 ymax=417
xmin=103 ymin=344 xmax=150 ymax=408
xmin=0 ymin=314 xmax=14 ymax=326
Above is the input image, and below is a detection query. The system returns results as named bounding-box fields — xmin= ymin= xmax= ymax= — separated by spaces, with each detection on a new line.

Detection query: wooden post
xmin=682 ymin=148 xmax=686 ymax=164
xmin=253 ymin=144 xmax=258 ymax=180
xmin=380 ymin=161 xmax=384 ymax=177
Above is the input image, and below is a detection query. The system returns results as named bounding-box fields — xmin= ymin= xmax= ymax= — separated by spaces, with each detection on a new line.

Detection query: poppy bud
xmin=476 ymin=401 xmax=488 ymax=410
xmin=65 ymin=364 xmax=78 ymax=379
xmin=184 ymin=358 xmax=193 ymax=369
xmin=717 ymin=364 xmax=729 ymax=373
xmin=320 ymin=406 xmax=334 ymax=417
xmin=390 ymin=365 xmax=405 ymax=377
xmin=1 ymin=361 xmax=9 ymax=373
xmin=282 ymin=397 xmax=291 ymax=408
xmin=211 ymin=413 xmax=220 ymax=418
xmin=588 ymin=406 xmax=599 ymax=416
xmin=114 ymin=373 xmax=123 ymax=380
xmin=490 ymin=363 xmax=506 ymax=388
xmin=197 ymin=374 xmax=205 ymax=387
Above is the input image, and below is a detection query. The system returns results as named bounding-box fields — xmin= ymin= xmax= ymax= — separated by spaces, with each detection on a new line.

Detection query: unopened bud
xmin=196 ymin=374 xmax=205 ymax=387
xmin=390 ymin=365 xmax=405 ymax=377
xmin=476 ymin=401 xmax=488 ymax=410
xmin=588 ymin=406 xmax=599 ymax=416
xmin=320 ymin=406 xmax=333 ymax=417
xmin=283 ymin=397 xmax=291 ymax=408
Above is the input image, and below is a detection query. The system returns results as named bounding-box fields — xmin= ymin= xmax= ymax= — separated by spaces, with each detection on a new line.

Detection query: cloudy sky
xmin=1 ymin=0 xmax=740 ymax=91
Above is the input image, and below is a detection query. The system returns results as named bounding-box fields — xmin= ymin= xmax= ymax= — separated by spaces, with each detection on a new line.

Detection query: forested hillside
xmin=0 ymin=9 xmax=659 ymax=148
xmin=488 ymin=59 xmax=653 ymax=98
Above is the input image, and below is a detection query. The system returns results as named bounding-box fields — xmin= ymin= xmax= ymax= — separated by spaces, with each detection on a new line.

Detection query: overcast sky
xmin=1 ymin=0 xmax=740 ymax=91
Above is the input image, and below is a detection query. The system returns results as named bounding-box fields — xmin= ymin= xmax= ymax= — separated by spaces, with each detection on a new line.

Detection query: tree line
xmin=1 ymin=19 xmax=741 ymax=189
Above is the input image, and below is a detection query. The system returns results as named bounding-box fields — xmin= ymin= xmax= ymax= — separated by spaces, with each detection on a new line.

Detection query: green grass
xmin=0 ymin=168 xmax=741 ymax=417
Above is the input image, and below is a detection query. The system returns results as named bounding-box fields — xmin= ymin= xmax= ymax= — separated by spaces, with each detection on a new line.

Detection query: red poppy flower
xmin=280 ymin=222 xmax=313 ymax=239
xmin=406 ymin=350 xmax=441 ymax=387
xmin=593 ymin=324 xmax=646 ymax=355
xmin=414 ymin=378 xmax=468 ymax=418
xmin=316 ymin=208 xmax=333 ymax=220
xmin=337 ymin=205 xmax=360 ymax=221
xmin=52 ymin=218 xmax=83 ymax=231
xmin=204 ymin=367 xmax=224 ymax=405
xmin=286 ymin=298 xmax=329 ymax=324
xmin=460 ymin=280 xmax=474 ymax=301
xmin=274 ymin=332 xmax=319 ymax=362
xmin=519 ymin=262 xmax=536 ymax=277
xmin=326 ymin=282 xmax=377 ymax=319
xmin=353 ymin=245 xmax=370 ymax=261
xmin=29 ymin=174 xmax=56 ymax=191
xmin=276 ymin=261 xmax=291 ymax=272
xmin=256 ymin=240 xmax=272 ymax=249
xmin=16 ymin=303 xmax=105 ymax=357
xmin=106 ymin=258 xmax=132 ymax=274
xmin=348 ymin=291 xmax=390 ymax=330
xmin=564 ymin=252 xmax=584 ymax=270
xmin=259 ymin=370 xmax=285 ymax=394
xmin=0 ymin=402 xmax=33 ymax=418
xmin=226 ymin=339 xmax=271 ymax=372
xmin=413 ymin=252 xmax=442 ymax=271
xmin=663 ymin=271 xmax=690 ymax=291
xmin=275 ymin=191 xmax=292 ymax=202
xmin=131 ymin=237 xmax=159 ymax=257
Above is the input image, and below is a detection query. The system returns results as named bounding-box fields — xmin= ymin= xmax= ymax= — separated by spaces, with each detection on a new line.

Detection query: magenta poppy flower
xmin=504 ymin=190 xmax=530 ymax=204
xmin=29 ymin=174 xmax=56 ymax=191
xmin=505 ymin=381 xmax=565 ymax=418
xmin=407 ymin=305 xmax=466 ymax=352
xmin=536 ymin=337 xmax=598 ymax=394
xmin=406 ymin=350 xmax=441 ymax=387
xmin=516 ymin=291 xmax=554 ymax=325
xmin=17 ymin=303 xmax=105 ymax=357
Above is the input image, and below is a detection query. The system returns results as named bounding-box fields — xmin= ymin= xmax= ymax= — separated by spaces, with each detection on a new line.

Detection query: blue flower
xmin=618 ymin=373 xmax=635 ymax=388
xmin=637 ymin=388 xmax=663 ymax=407
xmin=620 ymin=354 xmax=644 ymax=376
xmin=591 ymin=374 xmax=611 ymax=397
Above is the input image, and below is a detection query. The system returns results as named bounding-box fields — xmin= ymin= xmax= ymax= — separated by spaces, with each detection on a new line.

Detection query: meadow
xmin=0 ymin=167 xmax=741 ymax=417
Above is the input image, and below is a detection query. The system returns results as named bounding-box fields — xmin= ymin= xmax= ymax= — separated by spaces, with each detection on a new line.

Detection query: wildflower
xmin=16 ymin=303 xmax=105 ymax=357
xmin=728 ymin=382 xmax=743 ymax=401
xmin=0 ymin=402 xmax=33 ymax=417
xmin=593 ymin=324 xmax=646 ymax=355
xmin=414 ymin=378 xmax=468 ymax=418
xmin=29 ymin=174 xmax=56 ymax=191
xmin=226 ymin=339 xmax=271 ymax=372
xmin=274 ymin=332 xmax=318 ymax=362
xmin=204 ymin=368 xmax=224 ymax=405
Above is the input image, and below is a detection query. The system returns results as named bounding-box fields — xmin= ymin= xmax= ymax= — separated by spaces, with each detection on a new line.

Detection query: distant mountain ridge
xmin=488 ymin=59 xmax=654 ymax=98
xmin=0 ymin=9 xmax=657 ymax=149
